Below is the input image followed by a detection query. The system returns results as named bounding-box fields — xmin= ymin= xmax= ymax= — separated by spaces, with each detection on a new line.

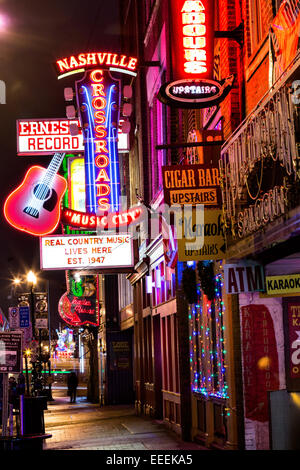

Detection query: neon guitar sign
xmin=4 ymin=152 xmax=67 ymax=236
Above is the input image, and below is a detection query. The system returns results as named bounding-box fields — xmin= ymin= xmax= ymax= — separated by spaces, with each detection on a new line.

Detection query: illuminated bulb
xmin=66 ymin=105 xmax=76 ymax=119
xmin=64 ymin=87 xmax=74 ymax=101
xmin=123 ymin=85 xmax=132 ymax=99
xmin=69 ymin=123 xmax=80 ymax=136
xmin=123 ymin=103 xmax=132 ymax=117
xmin=27 ymin=270 xmax=37 ymax=285
xmin=121 ymin=119 xmax=131 ymax=134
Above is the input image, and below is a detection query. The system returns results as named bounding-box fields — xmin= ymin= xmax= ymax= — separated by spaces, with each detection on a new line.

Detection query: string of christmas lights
xmin=189 ymin=272 xmax=228 ymax=400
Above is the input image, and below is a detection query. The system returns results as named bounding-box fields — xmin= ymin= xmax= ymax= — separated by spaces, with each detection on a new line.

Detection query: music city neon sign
xmin=62 ymin=205 xmax=144 ymax=230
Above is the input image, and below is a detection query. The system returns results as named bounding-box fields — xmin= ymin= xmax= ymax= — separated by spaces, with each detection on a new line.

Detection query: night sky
xmin=0 ymin=0 xmax=121 ymax=326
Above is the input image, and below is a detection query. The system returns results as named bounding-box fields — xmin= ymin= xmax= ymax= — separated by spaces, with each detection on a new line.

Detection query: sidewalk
xmin=43 ymin=396 xmax=208 ymax=451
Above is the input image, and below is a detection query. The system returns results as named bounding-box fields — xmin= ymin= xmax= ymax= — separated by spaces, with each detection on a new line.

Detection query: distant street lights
xmin=10 ymin=271 xmax=53 ymax=399
xmin=26 ymin=270 xmax=37 ymax=340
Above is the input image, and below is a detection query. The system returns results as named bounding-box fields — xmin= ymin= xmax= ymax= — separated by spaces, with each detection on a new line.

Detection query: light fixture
xmin=156 ymin=269 xmax=161 ymax=288
xmin=146 ymin=276 xmax=153 ymax=294
xmin=64 ymin=87 xmax=74 ymax=101
xmin=27 ymin=270 xmax=37 ymax=285
xmin=66 ymin=105 xmax=76 ymax=119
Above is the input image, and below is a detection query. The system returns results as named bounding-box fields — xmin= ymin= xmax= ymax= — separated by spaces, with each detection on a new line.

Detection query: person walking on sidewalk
xmin=67 ymin=372 xmax=78 ymax=403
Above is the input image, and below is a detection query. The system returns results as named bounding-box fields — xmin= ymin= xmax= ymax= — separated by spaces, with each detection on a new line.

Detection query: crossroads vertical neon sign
xmin=171 ymin=0 xmax=214 ymax=80
xmin=76 ymin=69 xmax=121 ymax=213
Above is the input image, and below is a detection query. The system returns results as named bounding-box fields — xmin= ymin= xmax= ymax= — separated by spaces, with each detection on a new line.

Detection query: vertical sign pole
xmin=19 ymin=394 xmax=24 ymax=436
xmin=25 ymin=353 xmax=30 ymax=395
xmin=47 ymin=280 xmax=53 ymax=400
xmin=9 ymin=404 xmax=13 ymax=436
xmin=2 ymin=373 xmax=8 ymax=436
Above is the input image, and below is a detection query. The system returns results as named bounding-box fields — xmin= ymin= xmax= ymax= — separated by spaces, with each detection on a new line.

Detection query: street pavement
xmin=43 ymin=395 xmax=208 ymax=451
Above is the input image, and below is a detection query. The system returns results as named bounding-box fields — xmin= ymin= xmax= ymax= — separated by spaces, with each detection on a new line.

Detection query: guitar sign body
xmin=4 ymin=153 xmax=67 ymax=236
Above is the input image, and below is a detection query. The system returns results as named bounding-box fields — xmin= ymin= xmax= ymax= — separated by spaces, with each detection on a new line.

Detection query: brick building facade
xmin=119 ymin=0 xmax=300 ymax=450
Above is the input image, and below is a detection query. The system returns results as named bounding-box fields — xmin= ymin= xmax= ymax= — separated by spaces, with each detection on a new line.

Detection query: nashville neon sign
xmin=56 ymin=52 xmax=138 ymax=76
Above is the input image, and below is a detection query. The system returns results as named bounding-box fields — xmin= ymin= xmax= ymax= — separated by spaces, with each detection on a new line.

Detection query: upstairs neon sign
xmin=159 ymin=1 xmax=235 ymax=108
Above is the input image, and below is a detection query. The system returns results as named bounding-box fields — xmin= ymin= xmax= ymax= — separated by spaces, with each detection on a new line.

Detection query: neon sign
xmin=76 ymin=69 xmax=121 ymax=214
xmin=58 ymin=273 xmax=99 ymax=327
xmin=4 ymin=153 xmax=67 ymax=236
xmin=17 ymin=118 xmax=83 ymax=155
xmin=171 ymin=0 xmax=214 ymax=80
xmin=40 ymin=234 xmax=134 ymax=270
xmin=62 ymin=205 xmax=145 ymax=230
xmin=158 ymin=76 xmax=235 ymax=108
xmin=55 ymin=52 xmax=138 ymax=77
xmin=17 ymin=118 xmax=129 ymax=156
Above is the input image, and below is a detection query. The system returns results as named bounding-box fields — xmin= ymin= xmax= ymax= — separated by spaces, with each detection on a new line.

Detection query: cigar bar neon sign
xmin=55 ymin=52 xmax=138 ymax=77
xmin=171 ymin=0 xmax=214 ymax=80
xmin=76 ymin=69 xmax=121 ymax=214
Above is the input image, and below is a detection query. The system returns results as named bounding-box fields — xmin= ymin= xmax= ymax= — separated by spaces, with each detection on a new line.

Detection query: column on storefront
xmin=220 ymin=27 xmax=300 ymax=448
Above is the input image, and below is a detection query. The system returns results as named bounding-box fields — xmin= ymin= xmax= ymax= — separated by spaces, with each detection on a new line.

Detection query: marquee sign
xmin=158 ymin=76 xmax=235 ymax=108
xmin=58 ymin=292 xmax=98 ymax=327
xmin=17 ymin=118 xmax=84 ymax=155
xmin=17 ymin=118 xmax=129 ymax=156
xmin=62 ymin=205 xmax=145 ymax=231
xmin=40 ymin=234 xmax=134 ymax=270
xmin=176 ymin=208 xmax=226 ymax=261
xmin=58 ymin=274 xmax=99 ymax=327
xmin=54 ymin=52 xmax=138 ymax=218
xmin=55 ymin=52 xmax=138 ymax=78
xmin=224 ymin=262 xmax=265 ymax=294
xmin=237 ymin=185 xmax=288 ymax=239
xmin=266 ymin=274 xmax=300 ymax=296
xmin=159 ymin=1 xmax=235 ymax=109
xmin=283 ymin=300 xmax=300 ymax=391
xmin=4 ymin=153 xmax=67 ymax=236
xmin=170 ymin=0 xmax=215 ymax=80
xmin=162 ymin=163 xmax=221 ymax=206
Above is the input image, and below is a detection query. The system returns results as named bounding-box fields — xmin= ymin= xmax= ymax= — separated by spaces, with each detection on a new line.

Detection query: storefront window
xmin=190 ymin=272 xmax=228 ymax=400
